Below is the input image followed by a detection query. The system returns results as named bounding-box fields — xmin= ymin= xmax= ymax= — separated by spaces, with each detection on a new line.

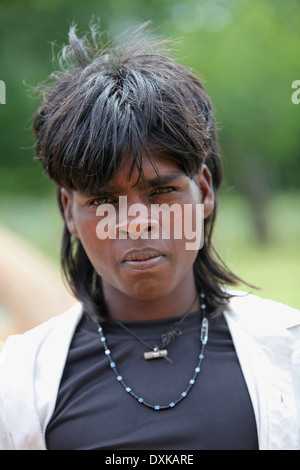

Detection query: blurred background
xmin=0 ymin=0 xmax=299 ymax=340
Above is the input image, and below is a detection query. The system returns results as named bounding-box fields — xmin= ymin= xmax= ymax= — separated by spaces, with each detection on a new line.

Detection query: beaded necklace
xmin=97 ymin=292 xmax=209 ymax=411
xmin=112 ymin=292 xmax=199 ymax=363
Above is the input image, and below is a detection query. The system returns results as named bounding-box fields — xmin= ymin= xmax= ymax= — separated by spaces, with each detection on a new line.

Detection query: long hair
xmin=33 ymin=22 xmax=250 ymax=320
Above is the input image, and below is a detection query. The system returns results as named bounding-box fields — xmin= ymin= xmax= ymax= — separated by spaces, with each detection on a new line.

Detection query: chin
xmin=124 ymin=279 xmax=170 ymax=301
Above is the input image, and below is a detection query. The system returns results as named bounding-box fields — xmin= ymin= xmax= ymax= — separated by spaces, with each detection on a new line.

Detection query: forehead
xmin=116 ymin=150 xmax=183 ymax=183
xmin=77 ymin=148 xmax=191 ymax=197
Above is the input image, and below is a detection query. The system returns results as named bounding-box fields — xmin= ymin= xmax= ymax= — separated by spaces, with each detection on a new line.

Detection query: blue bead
xmin=98 ymin=316 xmax=207 ymax=411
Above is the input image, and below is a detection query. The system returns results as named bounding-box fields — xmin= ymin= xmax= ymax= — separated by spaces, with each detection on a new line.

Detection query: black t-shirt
xmin=46 ymin=310 xmax=258 ymax=450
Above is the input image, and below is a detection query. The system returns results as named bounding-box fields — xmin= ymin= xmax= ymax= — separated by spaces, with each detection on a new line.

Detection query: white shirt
xmin=0 ymin=291 xmax=299 ymax=450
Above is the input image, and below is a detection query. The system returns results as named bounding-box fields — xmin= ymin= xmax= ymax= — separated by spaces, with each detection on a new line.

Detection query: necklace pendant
xmin=144 ymin=347 xmax=168 ymax=360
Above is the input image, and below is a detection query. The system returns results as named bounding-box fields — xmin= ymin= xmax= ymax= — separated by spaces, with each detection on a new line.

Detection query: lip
xmin=120 ymin=248 xmax=167 ymax=270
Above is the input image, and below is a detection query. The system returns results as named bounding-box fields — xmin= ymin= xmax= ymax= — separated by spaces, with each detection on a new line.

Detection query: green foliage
xmin=169 ymin=0 xmax=300 ymax=190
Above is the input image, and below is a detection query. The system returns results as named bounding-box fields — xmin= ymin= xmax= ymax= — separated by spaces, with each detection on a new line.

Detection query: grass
xmin=1 ymin=190 xmax=299 ymax=310
xmin=214 ymin=191 xmax=300 ymax=309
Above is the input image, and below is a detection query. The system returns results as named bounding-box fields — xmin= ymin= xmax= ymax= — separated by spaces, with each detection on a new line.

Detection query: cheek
xmin=75 ymin=213 xmax=98 ymax=245
xmin=80 ymin=234 xmax=115 ymax=281
xmin=166 ymin=195 xmax=203 ymax=254
xmin=173 ymin=237 xmax=199 ymax=268
xmin=74 ymin=214 xmax=110 ymax=268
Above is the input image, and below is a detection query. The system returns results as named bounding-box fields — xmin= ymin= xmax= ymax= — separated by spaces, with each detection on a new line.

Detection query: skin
xmin=61 ymin=151 xmax=214 ymax=321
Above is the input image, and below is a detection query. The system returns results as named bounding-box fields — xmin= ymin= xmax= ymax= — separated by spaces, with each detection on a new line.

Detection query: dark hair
xmin=33 ymin=22 xmax=249 ymax=320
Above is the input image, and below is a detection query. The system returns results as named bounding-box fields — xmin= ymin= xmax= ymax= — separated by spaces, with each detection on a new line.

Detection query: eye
xmin=88 ymin=196 xmax=117 ymax=206
xmin=150 ymin=186 xmax=177 ymax=196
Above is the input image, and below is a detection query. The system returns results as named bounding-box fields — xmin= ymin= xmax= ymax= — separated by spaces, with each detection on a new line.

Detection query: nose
xmin=114 ymin=198 xmax=159 ymax=239
xmin=116 ymin=216 xmax=159 ymax=239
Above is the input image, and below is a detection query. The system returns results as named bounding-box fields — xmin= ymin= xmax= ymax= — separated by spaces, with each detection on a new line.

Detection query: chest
xmin=45 ymin=314 xmax=258 ymax=450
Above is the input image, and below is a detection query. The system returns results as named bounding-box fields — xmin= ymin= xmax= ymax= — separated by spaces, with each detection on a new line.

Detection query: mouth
xmin=121 ymin=248 xmax=167 ymax=270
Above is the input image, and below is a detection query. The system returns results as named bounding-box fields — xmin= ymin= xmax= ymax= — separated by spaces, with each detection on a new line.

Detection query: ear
xmin=60 ymin=188 xmax=79 ymax=237
xmin=197 ymin=164 xmax=215 ymax=219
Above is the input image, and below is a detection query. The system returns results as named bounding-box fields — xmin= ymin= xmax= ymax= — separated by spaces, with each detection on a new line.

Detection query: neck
xmin=102 ymin=275 xmax=200 ymax=322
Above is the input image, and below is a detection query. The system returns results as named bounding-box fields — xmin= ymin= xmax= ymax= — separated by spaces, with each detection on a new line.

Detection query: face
xmin=61 ymin=151 xmax=214 ymax=307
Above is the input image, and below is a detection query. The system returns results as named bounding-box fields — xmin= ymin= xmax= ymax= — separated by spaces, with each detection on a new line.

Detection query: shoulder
xmin=225 ymin=292 xmax=300 ymax=450
xmin=0 ymin=302 xmax=83 ymax=368
xmin=0 ymin=303 xmax=84 ymax=449
xmin=224 ymin=290 xmax=300 ymax=354
xmin=225 ymin=290 xmax=299 ymax=330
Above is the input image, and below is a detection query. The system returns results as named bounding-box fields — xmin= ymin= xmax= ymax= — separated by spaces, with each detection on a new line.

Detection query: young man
xmin=0 ymin=23 xmax=299 ymax=450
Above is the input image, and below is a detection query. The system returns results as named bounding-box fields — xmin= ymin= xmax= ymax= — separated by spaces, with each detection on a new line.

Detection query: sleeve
xmin=0 ymin=304 xmax=83 ymax=450
xmin=0 ymin=394 xmax=15 ymax=450
xmin=0 ymin=332 xmax=47 ymax=450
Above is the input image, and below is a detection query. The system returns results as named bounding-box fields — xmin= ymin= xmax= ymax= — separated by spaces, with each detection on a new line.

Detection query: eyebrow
xmin=140 ymin=171 xmax=186 ymax=190
xmin=80 ymin=171 xmax=186 ymax=197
